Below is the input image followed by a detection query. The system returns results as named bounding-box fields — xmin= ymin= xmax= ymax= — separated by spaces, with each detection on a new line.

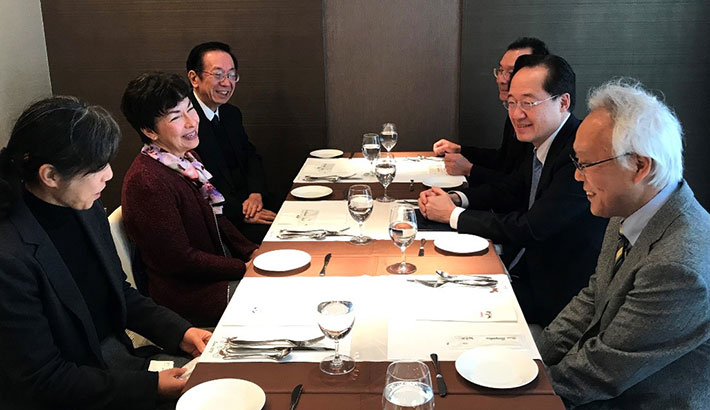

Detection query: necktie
xmin=528 ymin=149 xmax=542 ymax=209
xmin=612 ymin=226 xmax=631 ymax=275
xmin=211 ymin=115 xmax=221 ymax=128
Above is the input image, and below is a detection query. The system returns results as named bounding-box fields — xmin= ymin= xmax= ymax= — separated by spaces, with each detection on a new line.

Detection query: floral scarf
xmin=141 ymin=144 xmax=225 ymax=214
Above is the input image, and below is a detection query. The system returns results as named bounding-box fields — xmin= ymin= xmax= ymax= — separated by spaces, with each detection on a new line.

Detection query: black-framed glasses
xmin=493 ymin=67 xmax=514 ymax=79
xmin=570 ymin=153 xmax=633 ymax=174
xmin=201 ymin=71 xmax=239 ymax=83
xmin=503 ymin=95 xmax=559 ymax=112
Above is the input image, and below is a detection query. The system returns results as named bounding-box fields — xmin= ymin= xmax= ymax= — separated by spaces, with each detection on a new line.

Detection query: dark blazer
xmin=0 ymin=200 xmax=191 ymax=410
xmin=122 ymin=153 xmax=257 ymax=326
xmin=538 ymin=181 xmax=710 ymax=409
xmin=461 ymin=117 xmax=529 ymax=186
xmin=190 ymin=94 xmax=267 ymax=225
xmin=457 ymin=115 xmax=608 ymax=325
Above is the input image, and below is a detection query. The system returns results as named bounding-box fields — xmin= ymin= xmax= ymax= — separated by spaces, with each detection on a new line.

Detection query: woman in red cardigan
xmin=120 ymin=72 xmax=258 ymax=327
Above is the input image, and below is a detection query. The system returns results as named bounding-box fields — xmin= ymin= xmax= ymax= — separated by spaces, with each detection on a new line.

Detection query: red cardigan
xmin=121 ymin=153 xmax=257 ymax=326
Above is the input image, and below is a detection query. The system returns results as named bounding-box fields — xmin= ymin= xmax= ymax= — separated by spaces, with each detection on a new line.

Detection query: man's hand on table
xmin=242 ymin=193 xmax=264 ymax=218
xmin=244 ymin=209 xmax=276 ymax=225
xmin=180 ymin=327 xmax=212 ymax=358
xmin=433 ymin=138 xmax=461 ymax=156
xmin=444 ymin=153 xmax=473 ymax=176
xmin=418 ymin=187 xmax=457 ymax=223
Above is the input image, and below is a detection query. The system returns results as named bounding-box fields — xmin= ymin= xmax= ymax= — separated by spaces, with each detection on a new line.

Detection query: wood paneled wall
xmin=460 ymin=0 xmax=710 ymax=209
xmin=41 ymin=0 xmax=326 ymax=211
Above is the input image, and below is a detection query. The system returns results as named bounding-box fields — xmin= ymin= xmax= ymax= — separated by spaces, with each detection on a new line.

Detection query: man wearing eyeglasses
xmin=433 ymin=37 xmax=548 ymax=186
xmin=419 ymin=55 xmax=607 ymax=326
xmin=537 ymin=80 xmax=710 ymax=409
xmin=187 ymin=42 xmax=276 ymax=243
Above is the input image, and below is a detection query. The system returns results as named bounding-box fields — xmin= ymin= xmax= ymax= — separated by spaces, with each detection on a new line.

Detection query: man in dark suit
xmin=538 ymin=80 xmax=710 ymax=409
xmin=433 ymin=37 xmax=549 ymax=186
xmin=419 ymin=55 xmax=607 ymax=326
xmin=186 ymin=42 xmax=276 ymax=243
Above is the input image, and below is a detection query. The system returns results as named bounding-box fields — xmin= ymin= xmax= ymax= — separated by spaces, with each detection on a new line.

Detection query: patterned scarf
xmin=141 ymin=144 xmax=225 ymax=214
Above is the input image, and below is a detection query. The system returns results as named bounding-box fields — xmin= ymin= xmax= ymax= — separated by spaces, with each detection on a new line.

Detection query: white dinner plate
xmin=455 ymin=347 xmax=538 ymax=389
xmin=421 ymin=176 xmax=463 ymax=189
xmin=291 ymin=185 xmax=333 ymax=199
xmin=434 ymin=233 xmax=489 ymax=254
xmin=177 ymin=378 xmax=266 ymax=410
xmin=310 ymin=149 xmax=344 ymax=158
xmin=253 ymin=249 xmax=311 ymax=272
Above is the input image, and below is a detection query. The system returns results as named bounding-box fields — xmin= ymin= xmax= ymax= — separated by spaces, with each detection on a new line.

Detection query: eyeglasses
xmin=493 ymin=67 xmax=514 ymax=79
xmin=569 ymin=153 xmax=633 ymax=174
xmin=201 ymin=71 xmax=239 ymax=83
xmin=503 ymin=95 xmax=559 ymax=112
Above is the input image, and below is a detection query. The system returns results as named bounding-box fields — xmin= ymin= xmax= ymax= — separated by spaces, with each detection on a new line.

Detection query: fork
xmin=227 ymin=335 xmax=325 ymax=347
xmin=219 ymin=347 xmax=292 ymax=361
xmin=303 ymin=174 xmax=358 ymax=182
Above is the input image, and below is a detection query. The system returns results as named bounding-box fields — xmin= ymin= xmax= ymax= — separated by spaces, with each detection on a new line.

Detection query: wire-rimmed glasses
xmin=570 ymin=153 xmax=633 ymax=175
xmin=502 ymin=94 xmax=559 ymax=112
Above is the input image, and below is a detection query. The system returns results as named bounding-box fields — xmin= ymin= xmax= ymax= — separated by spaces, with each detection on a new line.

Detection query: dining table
xmin=182 ymin=151 xmax=564 ymax=409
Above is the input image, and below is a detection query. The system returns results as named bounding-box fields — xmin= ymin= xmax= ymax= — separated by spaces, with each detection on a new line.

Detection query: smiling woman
xmin=120 ymin=72 xmax=258 ymax=327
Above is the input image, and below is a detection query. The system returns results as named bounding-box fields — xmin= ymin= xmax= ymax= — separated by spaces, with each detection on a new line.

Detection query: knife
xmin=319 ymin=253 xmax=332 ymax=276
xmin=290 ymin=384 xmax=303 ymax=410
xmin=418 ymin=238 xmax=426 ymax=256
xmin=430 ymin=353 xmax=448 ymax=397
xmin=225 ymin=345 xmax=335 ymax=352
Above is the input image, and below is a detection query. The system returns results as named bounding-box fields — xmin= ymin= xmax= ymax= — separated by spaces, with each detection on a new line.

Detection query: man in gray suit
xmin=537 ymin=79 xmax=710 ymax=409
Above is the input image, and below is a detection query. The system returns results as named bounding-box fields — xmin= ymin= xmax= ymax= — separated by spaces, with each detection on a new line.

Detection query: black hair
xmin=120 ymin=71 xmax=192 ymax=144
xmin=0 ymin=96 xmax=121 ymax=216
xmin=507 ymin=37 xmax=550 ymax=56
xmin=511 ymin=54 xmax=576 ymax=111
xmin=185 ymin=42 xmax=238 ymax=76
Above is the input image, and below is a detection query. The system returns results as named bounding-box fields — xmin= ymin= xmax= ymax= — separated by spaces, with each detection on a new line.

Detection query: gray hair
xmin=587 ymin=78 xmax=683 ymax=189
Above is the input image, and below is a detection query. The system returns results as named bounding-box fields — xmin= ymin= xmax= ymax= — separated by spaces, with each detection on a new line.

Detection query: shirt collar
xmin=621 ymin=181 xmax=678 ymax=246
xmin=535 ymin=113 xmax=570 ymax=165
xmin=193 ymin=91 xmax=220 ymax=121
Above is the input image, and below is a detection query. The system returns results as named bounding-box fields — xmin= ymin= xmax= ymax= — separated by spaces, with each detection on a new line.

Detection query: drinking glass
xmin=382 ymin=360 xmax=434 ymax=410
xmin=375 ymin=155 xmax=397 ymax=202
xmin=380 ymin=123 xmax=398 ymax=153
xmin=387 ymin=205 xmax=417 ymax=274
xmin=348 ymin=184 xmax=374 ymax=245
xmin=362 ymin=133 xmax=381 ymax=176
xmin=317 ymin=300 xmax=355 ymax=375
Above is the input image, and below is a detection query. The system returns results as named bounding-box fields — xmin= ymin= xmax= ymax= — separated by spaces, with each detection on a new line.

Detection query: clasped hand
xmin=418 ymin=187 xmax=458 ymax=223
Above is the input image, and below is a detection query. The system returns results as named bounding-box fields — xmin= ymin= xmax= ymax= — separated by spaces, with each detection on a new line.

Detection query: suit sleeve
xmin=122 ymin=167 xmax=248 ymax=281
xmin=546 ymin=261 xmax=710 ymax=406
xmin=233 ymin=107 xmax=267 ymax=196
xmin=0 ymin=253 xmax=158 ymax=410
xmin=457 ymin=150 xmax=588 ymax=247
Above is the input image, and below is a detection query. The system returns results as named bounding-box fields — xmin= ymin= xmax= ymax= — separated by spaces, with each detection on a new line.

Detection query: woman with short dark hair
xmin=121 ymin=72 xmax=257 ymax=327
xmin=0 ymin=96 xmax=211 ymax=409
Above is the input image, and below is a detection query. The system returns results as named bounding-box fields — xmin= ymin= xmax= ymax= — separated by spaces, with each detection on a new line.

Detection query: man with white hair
xmin=537 ymin=79 xmax=710 ymax=409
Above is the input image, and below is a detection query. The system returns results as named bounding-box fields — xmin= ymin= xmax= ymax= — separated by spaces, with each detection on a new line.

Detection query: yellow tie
xmin=613 ymin=226 xmax=630 ymax=275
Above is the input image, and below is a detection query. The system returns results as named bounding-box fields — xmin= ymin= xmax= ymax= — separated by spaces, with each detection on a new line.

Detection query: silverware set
xmin=303 ymin=174 xmax=360 ymax=182
xmin=219 ymin=336 xmax=332 ymax=361
xmin=407 ymin=271 xmax=498 ymax=289
xmin=277 ymin=228 xmax=350 ymax=240
xmin=404 ymin=156 xmax=444 ymax=162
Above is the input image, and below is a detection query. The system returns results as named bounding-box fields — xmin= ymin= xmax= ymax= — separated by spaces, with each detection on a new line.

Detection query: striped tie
xmin=612 ymin=226 xmax=630 ymax=275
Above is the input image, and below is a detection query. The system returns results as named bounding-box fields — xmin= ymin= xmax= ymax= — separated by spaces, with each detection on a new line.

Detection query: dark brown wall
xmin=41 ymin=0 xmax=326 ymax=212
xmin=460 ymin=0 xmax=710 ymax=209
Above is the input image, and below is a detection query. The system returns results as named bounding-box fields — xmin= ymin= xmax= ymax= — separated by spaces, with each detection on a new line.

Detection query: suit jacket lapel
xmin=11 ymin=203 xmax=103 ymax=361
xmin=536 ymin=115 xmax=579 ymax=196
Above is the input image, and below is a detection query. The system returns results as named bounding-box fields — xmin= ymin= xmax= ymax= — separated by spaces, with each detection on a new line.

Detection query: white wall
xmin=0 ymin=0 xmax=51 ymax=147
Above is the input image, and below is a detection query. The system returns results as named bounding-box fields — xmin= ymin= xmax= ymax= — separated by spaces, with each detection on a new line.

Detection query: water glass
xmin=375 ymin=155 xmax=397 ymax=202
xmin=382 ymin=360 xmax=434 ymax=410
xmin=348 ymin=184 xmax=373 ymax=245
xmin=380 ymin=123 xmax=398 ymax=152
xmin=317 ymin=301 xmax=355 ymax=375
xmin=387 ymin=205 xmax=417 ymax=274
xmin=362 ymin=133 xmax=381 ymax=176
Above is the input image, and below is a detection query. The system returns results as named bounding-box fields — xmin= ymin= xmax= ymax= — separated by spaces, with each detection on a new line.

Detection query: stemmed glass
xmin=317 ymin=300 xmax=355 ymax=375
xmin=375 ymin=155 xmax=397 ymax=202
xmin=362 ymin=133 xmax=381 ymax=176
xmin=348 ymin=184 xmax=374 ymax=245
xmin=380 ymin=123 xmax=398 ymax=153
xmin=387 ymin=205 xmax=418 ymax=274
xmin=382 ymin=360 xmax=434 ymax=410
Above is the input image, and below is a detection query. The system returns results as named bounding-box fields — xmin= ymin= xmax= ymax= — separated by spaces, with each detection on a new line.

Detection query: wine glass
xmin=380 ymin=123 xmax=398 ymax=153
xmin=362 ymin=133 xmax=381 ymax=176
xmin=387 ymin=205 xmax=417 ymax=274
xmin=348 ymin=184 xmax=374 ymax=245
xmin=382 ymin=360 xmax=434 ymax=410
xmin=375 ymin=155 xmax=397 ymax=202
xmin=317 ymin=300 xmax=355 ymax=375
